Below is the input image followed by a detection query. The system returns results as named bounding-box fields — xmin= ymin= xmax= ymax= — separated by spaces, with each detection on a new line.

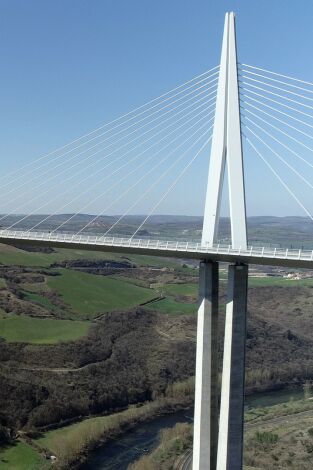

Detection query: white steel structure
xmin=194 ymin=12 xmax=248 ymax=470
xmin=0 ymin=230 xmax=311 ymax=268
xmin=202 ymin=12 xmax=247 ymax=250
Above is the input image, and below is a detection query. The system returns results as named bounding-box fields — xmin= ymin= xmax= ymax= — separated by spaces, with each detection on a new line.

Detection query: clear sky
xmin=0 ymin=0 xmax=313 ymax=218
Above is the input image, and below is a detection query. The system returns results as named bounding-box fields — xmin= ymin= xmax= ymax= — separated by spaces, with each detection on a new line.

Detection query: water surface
xmin=80 ymin=409 xmax=193 ymax=470
xmin=82 ymin=388 xmax=304 ymax=469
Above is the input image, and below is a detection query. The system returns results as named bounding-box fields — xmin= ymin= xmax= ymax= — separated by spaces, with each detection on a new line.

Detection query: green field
xmin=0 ymin=244 xmax=134 ymax=267
xmin=108 ymin=278 xmax=199 ymax=315
xmin=47 ymin=269 xmax=155 ymax=318
xmin=163 ymin=283 xmax=197 ymax=297
xmin=0 ymin=441 xmax=47 ymax=470
xmin=119 ymin=253 xmax=181 ymax=269
xmin=248 ymin=276 xmax=313 ymax=287
xmin=0 ymin=314 xmax=90 ymax=343
xmin=147 ymin=282 xmax=197 ymax=315
xmin=2 ymin=242 xmax=311 ymax=333
xmin=149 ymin=297 xmax=197 ymax=314
xmin=0 ymin=244 xmax=182 ymax=269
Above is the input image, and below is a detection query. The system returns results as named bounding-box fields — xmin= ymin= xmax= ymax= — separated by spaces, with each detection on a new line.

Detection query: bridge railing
xmin=0 ymin=229 xmax=312 ymax=262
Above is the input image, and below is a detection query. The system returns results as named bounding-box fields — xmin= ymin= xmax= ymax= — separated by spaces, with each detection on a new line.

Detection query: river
xmin=81 ymin=388 xmax=304 ymax=470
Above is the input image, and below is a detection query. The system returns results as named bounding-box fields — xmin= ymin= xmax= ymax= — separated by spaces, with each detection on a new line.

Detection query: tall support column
xmin=217 ymin=263 xmax=248 ymax=470
xmin=193 ymin=261 xmax=219 ymax=470
xmin=196 ymin=11 xmax=248 ymax=470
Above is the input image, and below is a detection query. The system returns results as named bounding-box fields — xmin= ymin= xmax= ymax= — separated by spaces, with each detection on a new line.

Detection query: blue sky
xmin=0 ymin=0 xmax=313 ymax=218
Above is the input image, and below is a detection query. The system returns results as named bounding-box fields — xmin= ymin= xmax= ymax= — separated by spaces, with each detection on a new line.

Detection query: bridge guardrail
xmin=0 ymin=229 xmax=312 ymax=264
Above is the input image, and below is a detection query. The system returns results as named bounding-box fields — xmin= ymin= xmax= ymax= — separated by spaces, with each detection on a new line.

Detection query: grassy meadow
xmin=248 ymin=276 xmax=313 ymax=287
xmin=0 ymin=243 xmax=197 ymax=343
xmin=0 ymin=314 xmax=90 ymax=344
xmin=0 ymin=243 xmax=136 ymax=267
xmin=47 ymin=269 xmax=155 ymax=318
xmin=0 ymin=441 xmax=47 ymax=470
xmin=148 ymin=296 xmax=197 ymax=315
xmin=0 ymin=241 xmax=312 ymax=342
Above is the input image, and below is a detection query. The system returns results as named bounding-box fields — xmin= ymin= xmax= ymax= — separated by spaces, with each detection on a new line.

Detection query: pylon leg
xmin=193 ymin=261 xmax=219 ymax=470
xmin=217 ymin=263 xmax=248 ymax=470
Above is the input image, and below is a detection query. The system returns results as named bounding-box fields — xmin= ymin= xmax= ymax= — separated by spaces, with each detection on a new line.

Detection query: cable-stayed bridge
xmin=0 ymin=230 xmax=312 ymax=269
xmin=1 ymin=11 xmax=313 ymax=470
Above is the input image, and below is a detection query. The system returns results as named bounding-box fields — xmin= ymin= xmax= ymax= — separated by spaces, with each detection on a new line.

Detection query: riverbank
xmin=81 ymin=409 xmax=194 ymax=470
xmin=79 ymin=387 xmax=306 ymax=470
xmin=33 ymin=383 xmax=306 ymax=469
xmin=0 ymin=385 xmax=306 ymax=469
xmin=128 ymin=422 xmax=192 ymax=470
xmin=34 ymin=378 xmax=194 ymax=469
xmin=130 ymin=393 xmax=313 ymax=470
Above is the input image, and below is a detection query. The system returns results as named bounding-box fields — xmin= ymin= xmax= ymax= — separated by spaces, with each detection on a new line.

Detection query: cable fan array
xmin=1 ymin=66 xmax=218 ymax=238
xmin=239 ymin=63 xmax=313 ymax=222
xmin=4 ymin=61 xmax=312 ymax=241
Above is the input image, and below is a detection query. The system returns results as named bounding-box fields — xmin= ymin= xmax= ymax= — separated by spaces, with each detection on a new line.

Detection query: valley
xmin=0 ymin=217 xmax=313 ymax=468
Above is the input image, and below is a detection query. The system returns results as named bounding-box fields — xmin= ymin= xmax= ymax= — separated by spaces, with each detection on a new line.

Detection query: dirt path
xmin=1 ymin=360 xmax=105 ymax=373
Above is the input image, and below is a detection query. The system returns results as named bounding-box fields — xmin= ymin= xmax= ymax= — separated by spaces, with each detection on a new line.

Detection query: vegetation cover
xmin=0 ymin=224 xmax=312 ymax=468
xmin=132 ymin=398 xmax=313 ymax=470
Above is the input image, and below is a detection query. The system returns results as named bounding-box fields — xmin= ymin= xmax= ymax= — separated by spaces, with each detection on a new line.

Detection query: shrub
xmin=255 ymin=431 xmax=279 ymax=446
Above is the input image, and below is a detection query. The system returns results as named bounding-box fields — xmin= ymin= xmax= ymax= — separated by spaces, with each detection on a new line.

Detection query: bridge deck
xmin=0 ymin=230 xmax=312 ymax=268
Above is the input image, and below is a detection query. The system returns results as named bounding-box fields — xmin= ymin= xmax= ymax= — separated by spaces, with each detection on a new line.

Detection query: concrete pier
xmin=193 ymin=261 xmax=219 ymax=470
xmin=217 ymin=263 xmax=248 ymax=470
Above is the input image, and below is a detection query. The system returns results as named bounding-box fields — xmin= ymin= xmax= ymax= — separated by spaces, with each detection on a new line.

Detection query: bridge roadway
xmin=0 ymin=229 xmax=312 ymax=269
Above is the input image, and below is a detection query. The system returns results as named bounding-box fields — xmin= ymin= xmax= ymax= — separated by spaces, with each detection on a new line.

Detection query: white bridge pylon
xmin=193 ymin=12 xmax=248 ymax=470
xmin=202 ymin=11 xmax=247 ymax=250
